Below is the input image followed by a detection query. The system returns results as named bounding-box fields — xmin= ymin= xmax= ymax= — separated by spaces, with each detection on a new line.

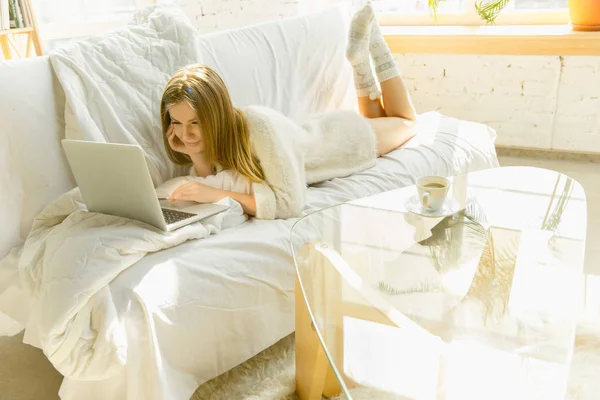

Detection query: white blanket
xmin=3 ymin=189 xmax=244 ymax=379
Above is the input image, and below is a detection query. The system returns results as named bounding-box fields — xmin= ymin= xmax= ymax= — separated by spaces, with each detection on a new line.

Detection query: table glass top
xmin=291 ymin=166 xmax=588 ymax=400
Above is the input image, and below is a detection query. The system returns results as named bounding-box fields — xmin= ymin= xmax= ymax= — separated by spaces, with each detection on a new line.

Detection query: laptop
xmin=61 ymin=140 xmax=229 ymax=231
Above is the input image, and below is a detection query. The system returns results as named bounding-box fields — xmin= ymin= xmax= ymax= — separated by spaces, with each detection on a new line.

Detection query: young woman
xmin=161 ymin=4 xmax=416 ymax=219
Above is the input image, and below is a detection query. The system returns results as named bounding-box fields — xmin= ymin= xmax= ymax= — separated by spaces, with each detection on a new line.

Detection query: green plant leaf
xmin=428 ymin=0 xmax=448 ymax=20
xmin=474 ymin=0 xmax=511 ymax=24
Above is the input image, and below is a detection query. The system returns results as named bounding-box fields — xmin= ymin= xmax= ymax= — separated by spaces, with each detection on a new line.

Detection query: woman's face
xmin=169 ymin=102 xmax=203 ymax=152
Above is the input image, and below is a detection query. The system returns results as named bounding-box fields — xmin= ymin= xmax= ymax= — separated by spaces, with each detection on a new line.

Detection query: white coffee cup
xmin=416 ymin=176 xmax=450 ymax=212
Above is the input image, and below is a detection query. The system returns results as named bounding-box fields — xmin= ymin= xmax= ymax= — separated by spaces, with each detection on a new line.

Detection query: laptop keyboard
xmin=161 ymin=208 xmax=197 ymax=225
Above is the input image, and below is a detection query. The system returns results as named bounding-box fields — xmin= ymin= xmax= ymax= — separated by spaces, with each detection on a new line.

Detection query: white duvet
xmin=2 ymin=189 xmax=245 ymax=379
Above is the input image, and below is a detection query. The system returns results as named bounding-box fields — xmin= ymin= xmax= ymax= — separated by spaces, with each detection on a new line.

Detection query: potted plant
xmin=568 ymin=0 xmax=600 ymax=31
xmin=430 ymin=0 xmax=600 ymax=31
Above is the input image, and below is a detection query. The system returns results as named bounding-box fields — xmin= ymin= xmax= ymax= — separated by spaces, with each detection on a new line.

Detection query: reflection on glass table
xmin=291 ymin=166 xmax=587 ymax=400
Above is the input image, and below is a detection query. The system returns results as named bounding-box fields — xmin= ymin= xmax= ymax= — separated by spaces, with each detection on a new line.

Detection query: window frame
xmin=377 ymin=0 xmax=570 ymax=26
xmin=39 ymin=0 xmax=156 ymax=41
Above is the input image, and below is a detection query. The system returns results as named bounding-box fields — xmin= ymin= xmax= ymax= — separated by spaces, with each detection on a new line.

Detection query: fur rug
xmin=191 ymin=322 xmax=600 ymax=400
xmin=191 ymin=335 xmax=297 ymax=400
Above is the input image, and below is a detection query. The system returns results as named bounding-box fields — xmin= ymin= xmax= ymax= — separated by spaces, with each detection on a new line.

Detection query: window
xmin=34 ymin=0 xmax=140 ymax=24
xmin=33 ymin=0 xmax=155 ymax=46
xmin=513 ymin=0 xmax=568 ymax=10
xmin=373 ymin=0 xmax=465 ymax=14
xmin=374 ymin=0 xmax=570 ymax=26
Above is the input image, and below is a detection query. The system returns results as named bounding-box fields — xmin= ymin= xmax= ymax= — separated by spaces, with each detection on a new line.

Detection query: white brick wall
xmin=177 ymin=0 xmax=600 ymax=153
xmin=176 ymin=0 xmax=320 ymax=33
xmin=395 ymin=54 xmax=600 ymax=152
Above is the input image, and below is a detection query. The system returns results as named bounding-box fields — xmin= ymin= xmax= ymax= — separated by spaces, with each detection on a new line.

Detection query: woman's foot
xmin=346 ymin=3 xmax=380 ymax=99
xmin=345 ymin=3 xmax=374 ymax=65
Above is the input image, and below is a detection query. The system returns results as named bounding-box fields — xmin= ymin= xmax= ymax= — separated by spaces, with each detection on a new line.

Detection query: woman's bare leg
xmin=367 ymin=18 xmax=417 ymax=155
xmin=371 ymin=22 xmax=417 ymax=121
xmin=368 ymin=75 xmax=417 ymax=155
xmin=358 ymin=96 xmax=386 ymax=119
xmin=359 ymin=75 xmax=415 ymax=120
xmin=346 ymin=4 xmax=417 ymax=154
xmin=380 ymin=77 xmax=416 ymax=121
xmin=368 ymin=117 xmax=415 ymax=156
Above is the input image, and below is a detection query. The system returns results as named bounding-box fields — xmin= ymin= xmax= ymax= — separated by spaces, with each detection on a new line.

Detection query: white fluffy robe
xmin=242 ymin=106 xmax=377 ymax=220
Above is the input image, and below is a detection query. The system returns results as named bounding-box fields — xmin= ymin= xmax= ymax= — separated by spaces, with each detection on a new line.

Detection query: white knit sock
xmin=370 ymin=21 xmax=400 ymax=83
xmin=346 ymin=4 xmax=380 ymax=99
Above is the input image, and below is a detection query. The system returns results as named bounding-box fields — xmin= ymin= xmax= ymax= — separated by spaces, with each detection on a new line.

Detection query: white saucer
xmin=405 ymin=195 xmax=465 ymax=218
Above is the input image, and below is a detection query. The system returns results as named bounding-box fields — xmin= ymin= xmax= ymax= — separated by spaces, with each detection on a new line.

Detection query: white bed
xmin=0 ymin=4 xmax=499 ymax=400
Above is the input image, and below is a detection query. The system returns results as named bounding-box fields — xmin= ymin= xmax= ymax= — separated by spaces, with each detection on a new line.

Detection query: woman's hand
xmin=168 ymin=181 xmax=257 ymax=216
xmin=168 ymin=181 xmax=223 ymax=204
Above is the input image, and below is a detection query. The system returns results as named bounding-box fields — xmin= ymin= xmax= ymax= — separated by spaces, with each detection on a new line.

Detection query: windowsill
xmin=383 ymin=25 xmax=600 ymax=56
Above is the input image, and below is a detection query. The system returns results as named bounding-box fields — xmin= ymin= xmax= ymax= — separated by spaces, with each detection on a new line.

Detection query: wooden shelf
xmin=0 ymin=27 xmax=34 ymax=35
xmin=383 ymin=25 xmax=600 ymax=56
xmin=0 ymin=0 xmax=42 ymax=59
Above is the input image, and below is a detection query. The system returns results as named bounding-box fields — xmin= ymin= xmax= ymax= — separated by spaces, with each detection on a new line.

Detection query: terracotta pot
xmin=569 ymin=0 xmax=600 ymax=31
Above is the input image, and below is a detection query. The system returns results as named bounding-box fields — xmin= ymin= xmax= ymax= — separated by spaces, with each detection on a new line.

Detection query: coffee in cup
xmin=416 ymin=176 xmax=450 ymax=212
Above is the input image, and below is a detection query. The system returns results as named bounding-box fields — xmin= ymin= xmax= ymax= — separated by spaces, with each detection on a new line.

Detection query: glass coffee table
xmin=291 ymin=167 xmax=587 ymax=400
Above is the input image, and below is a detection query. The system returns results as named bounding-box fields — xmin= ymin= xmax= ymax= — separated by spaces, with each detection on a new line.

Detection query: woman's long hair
xmin=160 ymin=64 xmax=264 ymax=183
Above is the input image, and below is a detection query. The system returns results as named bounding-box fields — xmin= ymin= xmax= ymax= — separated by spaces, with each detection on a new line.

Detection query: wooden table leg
xmin=295 ymin=242 xmax=344 ymax=399
xmin=295 ymin=276 xmax=329 ymax=400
